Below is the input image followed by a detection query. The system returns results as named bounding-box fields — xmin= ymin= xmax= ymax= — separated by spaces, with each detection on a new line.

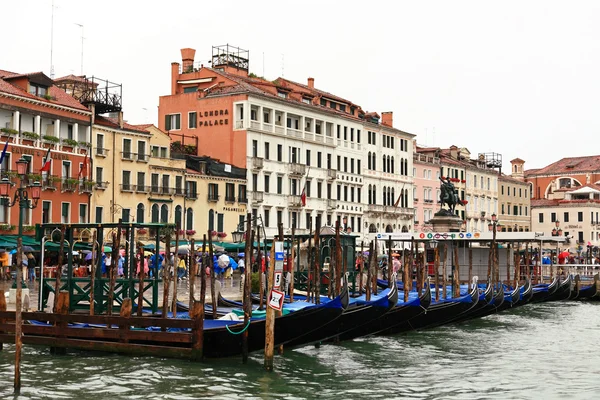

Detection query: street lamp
xmin=1 ymin=158 xmax=41 ymax=288
xmin=487 ymin=213 xmax=499 ymax=288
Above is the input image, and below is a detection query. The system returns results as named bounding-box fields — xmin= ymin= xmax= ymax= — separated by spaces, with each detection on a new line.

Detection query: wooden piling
xmin=264 ymin=242 xmax=277 ymax=371
xmin=410 ymin=238 xmax=415 ymax=295
xmin=0 ymin=289 xmax=5 ymax=351
xmin=53 ymin=225 xmax=66 ymax=312
xmin=366 ymin=241 xmax=373 ymax=301
xmin=468 ymin=243 xmax=473 ymax=291
xmin=137 ymin=245 xmax=145 ymax=317
xmin=172 ymin=228 xmax=180 ymax=318
xmin=119 ymin=298 xmax=132 ymax=343
xmin=189 ymin=239 xmax=196 ymax=310
xmin=403 ymin=243 xmax=409 ymax=303
xmin=453 ymin=245 xmax=460 ymax=298
xmin=358 ymin=241 xmax=364 ymax=295
xmin=487 ymin=244 xmax=492 ymax=286
xmin=108 ymin=223 xmax=122 ymax=316
xmin=289 ymin=226 xmax=295 ymax=303
xmin=257 ymin=227 xmax=264 ymax=310
xmin=387 ymin=236 xmax=393 ymax=287
xmin=50 ymin=291 xmax=69 ymax=356
xmin=190 ymin=300 xmax=204 ymax=361
xmin=306 ymin=222 xmax=313 ymax=303
xmin=89 ymin=231 xmax=97 ymax=315
xmin=514 ymin=242 xmax=520 ymax=289
xmin=314 ymin=219 xmax=321 ymax=303
xmin=277 ymin=223 xmax=284 ymax=355
xmin=208 ymin=232 xmax=216 ymax=319
xmin=242 ymin=214 xmax=252 ymax=364
xmin=372 ymin=240 xmax=378 ymax=296
xmin=335 ymin=221 xmax=342 ymax=296
xmin=14 ymin=235 xmax=24 ymax=394
xmin=162 ymin=234 xmax=171 ymax=320
xmin=442 ymin=244 xmax=447 ymax=300
xmin=506 ymin=244 xmax=511 ymax=285
xmin=434 ymin=246 xmax=440 ymax=302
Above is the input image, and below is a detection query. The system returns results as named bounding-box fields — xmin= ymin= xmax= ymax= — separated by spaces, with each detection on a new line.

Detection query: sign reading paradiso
xmin=198 ymin=108 xmax=229 ymax=127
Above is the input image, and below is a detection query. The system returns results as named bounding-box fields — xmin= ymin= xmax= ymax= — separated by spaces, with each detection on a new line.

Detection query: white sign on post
xmin=268 ymin=289 xmax=284 ymax=311
xmin=274 ymin=272 xmax=282 ymax=289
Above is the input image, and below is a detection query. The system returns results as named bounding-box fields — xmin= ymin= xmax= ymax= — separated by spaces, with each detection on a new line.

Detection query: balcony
xmin=288 ymin=195 xmax=302 ymax=207
xmin=366 ymin=204 xmax=386 ymax=214
xmin=225 ymin=195 xmax=236 ymax=203
xmin=136 ymin=185 xmax=150 ymax=193
xmin=174 ymin=187 xmax=185 ymax=196
xmin=252 ymin=191 xmax=263 ymax=203
xmin=238 ymin=196 xmax=248 ymax=204
xmin=121 ymin=151 xmax=133 ymax=161
xmin=235 ymin=120 xmax=244 ymax=129
xmin=120 ymin=183 xmax=134 ymax=193
xmin=424 ymin=199 xmax=434 ymax=204
xmin=96 ymin=148 xmax=109 ymax=157
xmin=208 ymin=193 xmax=220 ymax=202
xmin=61 ymin=179 xmax=79 ymax=192
xmin=327 ymin=169 xmax=337 ymax=180
xmin=79 ymin=182 xmax=94 ymax=194
xmin=251 ymin=157 xmax=264 ymax=170
xmin=327 ymin=199 xmax=337 ymax=210
xmin=95 ymin=181 xmax=108 ymax=190
xmin=149 ymin=186 xmax=174 ymax=195
xmin=185 ymin=190 xmax=198 ymax=200
xmin=250 ymin=120 xmax=261 ymax=130
xmin=289 ymin=163 xmax=306 ymax=176
xmin=42 ymin=177 xmax=59 ymax=191
xmin=136 ymin=153 xmax=150 ymax=163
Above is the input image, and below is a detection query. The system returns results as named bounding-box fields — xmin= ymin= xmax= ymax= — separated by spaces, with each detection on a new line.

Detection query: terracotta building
xmin=0 ymin=70 xmax=92 ymax=234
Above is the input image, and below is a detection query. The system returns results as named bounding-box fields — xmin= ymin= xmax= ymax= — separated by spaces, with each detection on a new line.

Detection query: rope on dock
xmin=226 ymin=320 xmax=251 ymax=335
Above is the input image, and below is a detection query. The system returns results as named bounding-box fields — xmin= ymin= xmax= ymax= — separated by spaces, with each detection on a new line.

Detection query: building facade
xmin=158 ymin=46 xmax=415 ymax=240
xmin=523 ymin=156 xmax=600 ymax=246
xmin=0 ymin=70 xmax=92 ymax=233
xmin=412 ymin=144 xmax=441 ymax=231
xmin=498 ymin=172 xmax=530 ymax=232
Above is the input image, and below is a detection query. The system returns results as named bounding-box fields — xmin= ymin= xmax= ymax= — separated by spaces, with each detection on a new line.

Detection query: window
xmin=252 ymin=140 xmax=258 ymax=157
xmin=277 ymin=176 xmax=283 ymax=194
xmin=337 ymin=155 xmax=341 ymax=171
xmin=61 ymin=202 xmax=70 ymax=223
xmin=277 ymin=210 xmax=283 ymax=227
xmin=277 ymin=144 xmax=282 ymax=162
xmin=122 ymin=208 xmax=130 ymax=223
xmin=41 ymin=200 xmax=51 ymax=224
xmin=208 ymin=209 xmax=214 ymax=231
xmin=551 ymin=212 xmax=556 ymax=222
xmin=151 ymin=174 xmax=159 ymax=192
xmin=317 ymin=181 xmax=322 ymax=198
xmin=122 ymin=171 xmax=131 ymax=191
xmin=164 ymin=114 xmax=181 ymax=130
xmin=217 ymin=213 xmax=224 ymax=232
xmin=185 ymin=180 xmax=197 ymax=198
xmin=175 ymin=176 xmax=183 ymax=195
xmin=264 ymin=175 xmax=270 ymax=193
xmin=263 ymin=111 xmax=270 ymax=123
xmin=263 ymin=208 xmax=270 ymax=227
xmin=137 ymin=203 xmax=145 ymax=223
xmin=306 ymin=179 xmax=311 ymax=197
xmin=175 ymin=205 xmax=182 ymax=228
xmin=264 ymin=143 xmax=270 ymax=160
xmin=327 ymin=154 xmax=332 ymax=169
xmin=208 ymin=183 xmax=219 ymax=200
xmin=564 ymin=212 xmax=569 ymax=223
xmin=137 ymin=172 xmax=145 ymax=191
xmin=277 ymin=91 xmax=287 ymax=99
xmin=95 ymin=206 xmax=103 ymax=223
xmin=306 ymin=212 xmax=311 ymax=229
xmin=186 ymin=208 xmax=193 ymax=230
xmin=162 ymin=175 xmax=170 ymax=194
xmin=122 ymin=138 xmax=132 ymax=159
xmin=151 ymin=204 xmax=159 ymax=223
xmin=183 ymin=87 xmax=197 ymax=93
xmin=539 ymin=213 xmax=544 ymax=223
xmin=29 ymin=83 xmax=48 ymax=97
xmin=95 ymin=167 xmax=103 ymax=185
xmin=306 ymin=150 xmax=311 ymax=166
xmin=578 ymin=212 xmax=583 ymax=222
xmin=188 ymin=112 xmax=197 ymax=128
xmin=238 ymin=184 xmax=247 ymax=202
xmin=62 ymin=160 xmax=71 ymax=179
xmin=252 ymin=173 xmax=258 ymax=191
xmin=226 ymin=182 xmax=235 ymax=201
xmin=160 ymin=204 xmax=168 ymax=223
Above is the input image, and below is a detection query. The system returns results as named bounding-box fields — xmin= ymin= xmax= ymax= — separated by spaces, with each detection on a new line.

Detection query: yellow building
xmin=91 ymin=116 xmax=246 ymax=241
xmin=498 ymin=174 xmax=531 ymax=232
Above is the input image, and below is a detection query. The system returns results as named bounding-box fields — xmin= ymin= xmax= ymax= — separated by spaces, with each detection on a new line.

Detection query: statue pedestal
xmin=430 ymin=212 xmax=463 ymax=232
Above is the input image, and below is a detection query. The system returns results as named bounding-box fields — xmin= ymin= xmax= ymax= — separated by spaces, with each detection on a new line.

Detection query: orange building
xmin=0 ymin=70 xmax=92 ymax=234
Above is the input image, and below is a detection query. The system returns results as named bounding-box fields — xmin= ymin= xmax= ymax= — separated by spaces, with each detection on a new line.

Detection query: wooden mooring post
xmin=137 ymin=245 xmax=145 ymax=317
xmin=468 ymin=243 xmax=473 ymax=291
xmin=442 ymin=243 xmax=447 ymax=300
xmin=289 ymin=226 xmax=295 ymax=302
xmin=264 ymin=239 xmax=277 ymax=371
xmin=366 ymin=241 xmax=373 ymax=301
xmin=189 ymin=239 xmax=196 ymax=310
xmin=0 ymin=290 xmax=6 ymax=351
xmin=172 ymin=228 xmax=180 ymax=318
xmin=14 ymin=235 xmax=24 ymax=394
xmin=89 ymin=231 xmax=97 ymax=315
xmin=162 ymin=234 xmax=171 ymax=322
xmin=208 ymin=231 xmax=216 ymax=319
xmin=434 ymin=245 xmax=440 ymax=302
xmin=53 ymin=225 xmax=66 ymax=312
xmin=242 ymin=214 xmax=252 ymax=364
xmin=453 ymin=244 xmax=460 ymax=298
xmin=190 ymin=300 xmax=204 ymax=361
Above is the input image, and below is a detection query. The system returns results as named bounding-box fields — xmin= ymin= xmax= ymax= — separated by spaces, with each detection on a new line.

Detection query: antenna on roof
xmin=50 ymin=0 xmax=58 ymax=78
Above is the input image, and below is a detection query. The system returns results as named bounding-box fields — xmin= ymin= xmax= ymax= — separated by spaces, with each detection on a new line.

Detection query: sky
xmin=3 ymin=0 xmax=600 ymax=171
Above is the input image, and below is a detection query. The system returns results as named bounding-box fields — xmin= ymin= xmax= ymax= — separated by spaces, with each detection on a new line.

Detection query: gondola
xmin=453 ymin=279 xmax=495 ymax=323
xmin=514 ymin=278 xmax=533 ymax=306
xmin=495 ymin=283 xmax=521 ymax=312
xmin=286 ymin=281 xmax=399 ymax=347
xmin=381 ymin=277 xmax=479 ymax=334
xmin=530 ymin=277 xmax=559 ymax=303
xmin=463 ymin=282 xmax=506 ymax=321
xmin=202 ymin=287 xmax=348 ymax=358
xmin=570 ymin=274 xmax=599 ymax=300
xmin=545 ymin=274 xmax=572 ymax=302
xmin=337 ymin=281 xmax=431 ymax=340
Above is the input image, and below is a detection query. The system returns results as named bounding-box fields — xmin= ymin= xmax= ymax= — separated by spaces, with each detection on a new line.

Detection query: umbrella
xmin=144 ymin=251 xmax=154 ymax=257
xmin=22 ymin=246 xmax=34 ymax=252
xmin=0 ymin=249 xmax=5 ymax=254
xmin=392 ymin=253 xmax=400 ymax=257
xmin=238 ymin=252 xmax=245 ymax=258
xmin=558 ymin=251 xmax=570 ymax=259
xmin=85 ymin=252 xmax=93 ymax=261
xmin=81 ymin=250 xmax=92 ymax=255
xmin=218 ymin=254 xmax=230 ymax=269
xmin=103 ymin=246 xmax=112 ymax=252
xmin=177 ymin=247 xmax=189 ymax=255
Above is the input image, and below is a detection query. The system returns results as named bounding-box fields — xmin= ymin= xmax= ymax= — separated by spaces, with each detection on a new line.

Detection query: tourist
xmin=118 ymin=254 xmax=125 ymax=277
xmin=177 ymin=254 xmax=187 ymax=281
xmin=238 ymin=255 xmax=245 ymax=292
xmin=27 ymin=253 xmax=36 ymax=281
xmin=103 ymin=253 xmax=112 ymax=277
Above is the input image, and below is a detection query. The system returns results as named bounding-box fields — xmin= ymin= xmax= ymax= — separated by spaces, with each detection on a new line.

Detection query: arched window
xmin=382 ymin=155 xmax=387 ymax=172
xmin=136 ymin=203 xmax=145 ymax=224
xmin=391 ymin=157 xmax=394 ymax=174
xmin=391 ymin=188 xmax=395 ymax=206
xmin=369 ymin=224 xmax=377 ymax=233
xmin=368 ymin=152 xmax=372 ymax=170
xmin=208 ymin=209 xmax=215 ymax=231
xmin=373 ymin=186 xmax=376 ymax=204
xmin=382 ymin=187 xmax=387 ymax=205
xmin=186 ymin=208 xmax=194 ymax=230
xmin=160 ymin=204 xmax=168 ymax=223
xmin=174 ymin=205 xmax=182 ymax=229
xmin=401 ymin=226 xmax=408 ymax=233
xmin=368 ymin=184 xmax=372 ymax=204
xmin=404 ymin=159 xmax=408 ymax=176
xmin=385 ymin=225 xmax=393 ymax=233
xmin=372 ymin=153 xmax=376 ymax=170
xmin=151 ymin=204 xmax=159 ymax=223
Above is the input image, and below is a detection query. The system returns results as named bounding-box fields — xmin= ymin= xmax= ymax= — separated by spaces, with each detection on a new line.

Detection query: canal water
xmin=1 ymin=301 xmax=599 ymax=399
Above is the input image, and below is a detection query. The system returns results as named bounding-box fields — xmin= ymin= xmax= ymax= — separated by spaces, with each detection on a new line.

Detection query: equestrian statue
xmin=437 ymin=176 xmax=462 ymax=216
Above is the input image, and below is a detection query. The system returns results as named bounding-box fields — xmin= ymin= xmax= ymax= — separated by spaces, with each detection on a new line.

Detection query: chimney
xmin=307 ymin=77 xmax=314 ymax=89
xmin=118 ymin=111 xmax=124 ymax=129
xmin=381 ymin=111 xmax=393 ymax=127
xmin=181 ymin=48 xmax=196 ymax=73
xmin=171 ymin=62 xmax=179 ymax=95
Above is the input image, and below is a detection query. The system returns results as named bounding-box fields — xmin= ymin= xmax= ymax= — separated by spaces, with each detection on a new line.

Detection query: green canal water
xmin=1 ymin=301 xmax=599 ymax=399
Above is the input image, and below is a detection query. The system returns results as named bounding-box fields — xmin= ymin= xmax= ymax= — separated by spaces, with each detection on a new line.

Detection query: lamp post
xmin=488 ymin=213 xmax=500 ymax=289
xmin=1 ymin=157 xmax=41 ymax=394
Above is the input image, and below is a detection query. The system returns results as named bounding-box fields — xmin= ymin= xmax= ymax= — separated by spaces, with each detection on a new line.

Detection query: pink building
xmin=412 ymin=143 xmax=441 ymax=231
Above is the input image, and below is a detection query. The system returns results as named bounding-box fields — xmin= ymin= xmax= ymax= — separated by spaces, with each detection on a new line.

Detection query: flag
xmin=393 ymin=193 xmax=401 ymax=207
xmin=0 ymin=139 xmax=8 ymax=165
xmin=40 ymin=148 xmax=51 ymax=172
xmin=78 ymin=152 xmax=88 ymax=179
xmin=300 ymin=185 xmax=306 ymax=207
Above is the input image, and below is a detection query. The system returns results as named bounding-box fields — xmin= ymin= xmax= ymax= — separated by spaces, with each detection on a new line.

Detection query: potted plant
xmin=27 ymin=173 xmax=42 ymax=184
xmin=217 ymin=232 xmax=227 ymax=239
xmin=137 ymin=228 xmax=148 ymax=235
xmin=62 ymin=138 xmax=79 ymax=149
xmin=21 ymin=131 xmax=40 ymax=141
xmin=23 ymin=225 xmax=36 ymax=233
xmin=0 ymin=224 xmax=15 ymax=231
xmin=1 ymin=128 xmax=17 ymax=142
xmin=186 ymin=229 xmax=196 ymax=236
xmin=43 ymin=135 xmax=60 ymax=143
xmin=210 ymin=230 xmax=218 ymax=239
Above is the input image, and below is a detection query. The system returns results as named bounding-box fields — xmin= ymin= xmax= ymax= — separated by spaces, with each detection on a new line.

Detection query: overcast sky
xmin=4 ymin=0 xmax=600 ymax=171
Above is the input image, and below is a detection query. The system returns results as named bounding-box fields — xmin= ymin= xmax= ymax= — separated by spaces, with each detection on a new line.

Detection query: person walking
xmin=27 ymin=253 xmax=37 ymax=281
xmin=177 ymin=255 xmax=187 ymax=282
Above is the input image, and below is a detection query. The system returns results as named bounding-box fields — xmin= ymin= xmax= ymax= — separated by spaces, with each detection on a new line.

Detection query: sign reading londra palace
xmin=198 ymin=108 xmax=229 ymax=127
xmin=12 ymin=146 xmax=69 ymax=160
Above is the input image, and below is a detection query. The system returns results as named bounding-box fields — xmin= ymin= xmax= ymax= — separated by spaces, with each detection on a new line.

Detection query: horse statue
xmin=439 ymin=177 xmax=461 ymax=215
